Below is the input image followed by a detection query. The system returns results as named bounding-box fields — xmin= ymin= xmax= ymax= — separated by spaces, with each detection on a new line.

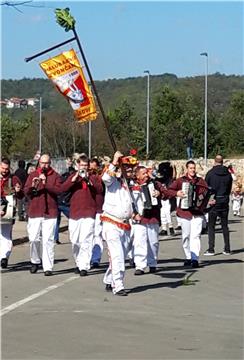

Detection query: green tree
xmin=151 ymin=86 xmax=183 ymax=159
xmin=220 ymin=91 xmax=244 ymax=156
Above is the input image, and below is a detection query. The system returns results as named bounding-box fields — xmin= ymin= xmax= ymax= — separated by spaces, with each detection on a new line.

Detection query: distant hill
xmin=1 ymin=73 xmax=243 ymax=118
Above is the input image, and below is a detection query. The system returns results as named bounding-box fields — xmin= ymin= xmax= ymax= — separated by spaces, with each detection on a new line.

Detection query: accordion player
xmin=181 ymin=178 xmax=215 ymax=213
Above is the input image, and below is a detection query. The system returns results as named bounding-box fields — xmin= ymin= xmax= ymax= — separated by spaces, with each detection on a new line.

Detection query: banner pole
xmin=72 ymin=28 xmax=117 ymax=152
xmin=25 ymin=37 xmax=76 ymax=63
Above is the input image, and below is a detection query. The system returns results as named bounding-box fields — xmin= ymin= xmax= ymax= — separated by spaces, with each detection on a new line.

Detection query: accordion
xmin=181 ymin=181 xmax=215 ymax=212
xmin=0 ymin=195 xmax=17 ymax=224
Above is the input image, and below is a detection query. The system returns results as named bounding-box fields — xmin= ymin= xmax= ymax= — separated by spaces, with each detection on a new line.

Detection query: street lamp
xmin=144 ymin=70 xmax=150 ymax=157
xmin=39 ymin=96 xmax=42 ymax=153
xmin=200 ymin=52 xmax=208 ymax=166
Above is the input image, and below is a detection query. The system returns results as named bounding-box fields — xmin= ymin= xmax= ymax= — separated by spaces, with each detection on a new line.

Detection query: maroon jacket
xmin=24 ymin=167 xmax=62 ymax=218
xmin=61 ymin=173 xmax=103 ymax=219
xmin=133 ymin=180 xmax=177 ymax=225
xmin=0 ymin=173 xmax=24 ymax=199
xmin=169 ymin=175 xmax=208 ymax=219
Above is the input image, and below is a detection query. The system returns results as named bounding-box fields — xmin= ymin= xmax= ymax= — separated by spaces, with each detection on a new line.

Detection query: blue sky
xmin=1 ymin=1 xmax=243 ymax=80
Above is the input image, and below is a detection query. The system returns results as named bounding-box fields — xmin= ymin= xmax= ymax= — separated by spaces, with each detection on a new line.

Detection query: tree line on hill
xmin=1 ymin=73 xmax=244 ymax=160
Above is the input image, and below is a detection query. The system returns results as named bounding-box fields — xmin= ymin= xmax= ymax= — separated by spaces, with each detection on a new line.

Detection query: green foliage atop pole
xmin=55 ymin=8 xmax=75 ymax=32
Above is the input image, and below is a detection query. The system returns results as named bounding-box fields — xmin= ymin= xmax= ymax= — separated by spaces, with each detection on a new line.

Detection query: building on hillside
xmin=2 ymin=97 xmax=38 ymax=109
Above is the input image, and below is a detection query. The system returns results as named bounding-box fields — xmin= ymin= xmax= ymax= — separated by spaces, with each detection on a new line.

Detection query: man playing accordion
xmin=169 ymin=160 xmax=215 ymax=268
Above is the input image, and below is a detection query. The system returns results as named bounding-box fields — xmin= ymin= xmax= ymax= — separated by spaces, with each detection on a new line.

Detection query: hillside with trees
xmin=1 ymin=73 xmax=244 ymax=160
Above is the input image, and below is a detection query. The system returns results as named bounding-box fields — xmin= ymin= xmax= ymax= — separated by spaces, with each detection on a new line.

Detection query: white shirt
xmin=102 ymin=164 xmax=133 ymax=220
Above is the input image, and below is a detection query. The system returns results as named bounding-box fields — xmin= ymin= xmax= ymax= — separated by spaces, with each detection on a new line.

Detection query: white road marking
xmin=1 ymin=276 xmax=77 ymax=317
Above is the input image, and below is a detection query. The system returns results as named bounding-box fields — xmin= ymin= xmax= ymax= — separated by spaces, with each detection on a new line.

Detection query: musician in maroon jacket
xmin=169 ymin=160 xmax=212 ymax=268
xmin=61 ymin=154 xmax=103 ymax=276
xmin=24 ymin=154 xmax=62 ymax=276
xmin=131 ymin=165 xmax=184 ymax=275
xmin=0 ymin=157 xmax=23 ymax=269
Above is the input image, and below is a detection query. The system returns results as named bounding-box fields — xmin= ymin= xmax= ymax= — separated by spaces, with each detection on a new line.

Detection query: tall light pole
xmin=200 ymin=52 xmax=208 ymax=165
xmin=39 ymin=96 xmax=42 ymax=153
xmin=144 ymin=70 xmax=150 ymax=157
xmin=88 ymin=120 xmax=92 ymax=158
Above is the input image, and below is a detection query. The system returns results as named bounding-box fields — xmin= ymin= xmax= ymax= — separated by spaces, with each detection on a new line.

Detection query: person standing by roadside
xmin=24 ymin=154 xmax=62 ymax=276
xmin=204 ymin=155 xmax=233 ymax=256
xmin=0 ymin=158 xmax=23 ymax=269
xmin=185 ymin=134 xmax=193 ymax=159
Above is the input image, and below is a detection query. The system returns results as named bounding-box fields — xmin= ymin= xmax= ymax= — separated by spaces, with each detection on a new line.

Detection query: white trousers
xmin=102 ymin=221 xmax=131 ymax=294
xmin=91 ymin=213 xmax=104 ymax=264
xmin=69 ymin=217 xmax=95 ymax=271
xmin=0 ymin=223 xmax=13 ymax=260
xmin=27 ymin=217 xmax=57 ymax=271
xmin=180 ymin=216 xmax=203 ymax=261
xmin=233 ymin=200 xmax=241 ymax=214
xmin=133 ymin=223 xmax=159 ymax=270
xmin=160 ymin=199 xmax=173 ymax=229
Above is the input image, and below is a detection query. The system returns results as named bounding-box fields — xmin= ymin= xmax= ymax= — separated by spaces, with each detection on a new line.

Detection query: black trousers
xmin=208 ymin=207 xmax=230 ymax=252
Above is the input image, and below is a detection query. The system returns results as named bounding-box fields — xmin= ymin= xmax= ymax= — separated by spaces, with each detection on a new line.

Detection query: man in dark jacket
xmin=204 ymin=155 xmax=233 ymax=256
xmin=14 ymin=160 xmax=27 ymax=221
xmin=54 ymin=164 xmax=75 ymax=244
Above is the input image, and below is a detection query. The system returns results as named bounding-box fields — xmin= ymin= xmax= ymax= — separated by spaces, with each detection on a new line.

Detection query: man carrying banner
xmin=101 ymin=151 xmax=137 ymax=296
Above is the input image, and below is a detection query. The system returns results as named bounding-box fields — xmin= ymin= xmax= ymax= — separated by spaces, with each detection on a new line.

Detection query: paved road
xmin=1 ymin=215 xmax=244 ymax=360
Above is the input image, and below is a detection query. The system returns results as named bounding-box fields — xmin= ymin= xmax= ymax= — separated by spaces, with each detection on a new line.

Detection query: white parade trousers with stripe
xmin=0 ymin=223 xmax=13 ymax=260
xmin=102 ymin=221 xmax=131 ymax=294
xmin=69 ymin=217 xmax=95 ymax=271
xmin=133 ymin=223 xmax=159 ymax=270
xmin=180 ymin=216 xmax=203 ymax=261
xmin=27 ymin=217 xmax=57 ymax=271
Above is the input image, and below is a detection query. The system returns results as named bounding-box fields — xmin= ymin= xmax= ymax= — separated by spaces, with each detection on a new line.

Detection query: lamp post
xmin=39 ymin=96 xmax=42 ymax=153
xmin=144 ymin=70 xmax=150 ymax=157
xmin=200 ymin=52 xmax=208 ymax=166
xmin=88 ymin=120 xmax=92 ymax=158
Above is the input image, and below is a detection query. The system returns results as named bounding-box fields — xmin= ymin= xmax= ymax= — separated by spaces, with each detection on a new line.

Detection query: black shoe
xmin=92 ymin=262 xmax=100 ymax=269
xmin=19 ymin=216 xmax=25 ymax=222
xmin=74 ymin=267 xmax=80 ymax=274
xmin=44 ymin=270 xmax=53 ymax=276
xmin=184 ymin=260 xmax=192 ymax=267
xmin=105 ymin=284 xmax=112 ymax=292
xmin=128 ymin=259 xmax=135 ymax=268
xmin=134 ymin=269 xmax=144 ymax=275
xmin=55 ymin=240 xmax=61 ymax=244
xmin=175 ymin=226 xmax=181 ymax=231
xmin=169 ymin=228 xmax=175 ymax=236
xmin=1 ymin=258 xmax=8 ymax=269
xmin=80 ymin=270 xmax=88 ymax=276
xmin=30 ymin=263 xmax=39 ymax=274
xmin=191 ymin=260 xmax=199 ymax=268
xmin=115 ymin=289 xmax=128 ymax=296
xmin=149 ymin=267 xmax=156 ymax=273
xmin=159 ymin=230 xmax=168 ymax=236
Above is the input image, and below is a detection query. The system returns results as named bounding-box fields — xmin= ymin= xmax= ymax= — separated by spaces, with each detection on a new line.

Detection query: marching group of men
xmin=0 ymin=151 xmax=233 ymax=296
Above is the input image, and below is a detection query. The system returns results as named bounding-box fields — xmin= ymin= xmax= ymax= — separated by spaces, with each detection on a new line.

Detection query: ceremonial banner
xmin=40 ymin=49 xmax=97 ymax=123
